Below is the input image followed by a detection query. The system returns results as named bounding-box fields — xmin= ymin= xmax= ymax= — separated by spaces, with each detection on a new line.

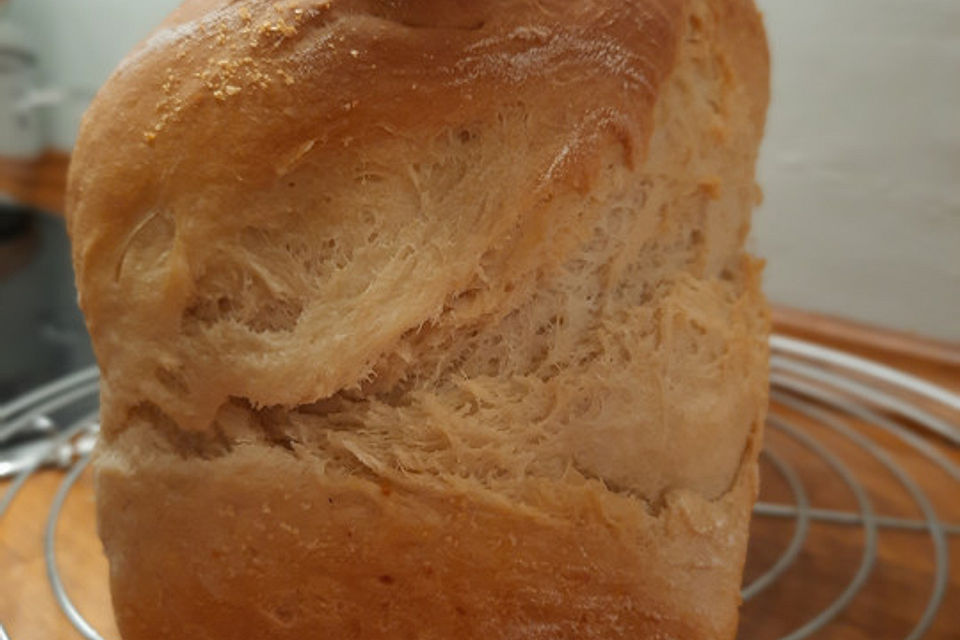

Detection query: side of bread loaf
xmin=67 ymin=0 xmax=770 ymax=638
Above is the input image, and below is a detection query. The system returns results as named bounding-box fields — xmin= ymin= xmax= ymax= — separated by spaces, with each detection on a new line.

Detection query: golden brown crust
xmin=97 ymin=431 xmax=761 ymax=640
xmin=67 ymin=0 xmax=683 ymax=431
xmin=68 ymin=0 xmax=771 ymax=638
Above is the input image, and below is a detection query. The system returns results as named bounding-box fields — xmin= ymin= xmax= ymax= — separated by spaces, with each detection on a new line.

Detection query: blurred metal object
xmin=0 ymin=336 xmax=958 ymax=639
xmin=0 ymin=413 xmax=97 ymax=479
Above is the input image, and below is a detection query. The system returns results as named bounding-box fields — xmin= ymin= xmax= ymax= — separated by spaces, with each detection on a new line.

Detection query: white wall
xmin=8 ymin=0 xmax=177 ymax=149
xmin=754 ymin=0 xmax=960 ymax=341
xmin=7 ymin=0 xmax=960 ymax=341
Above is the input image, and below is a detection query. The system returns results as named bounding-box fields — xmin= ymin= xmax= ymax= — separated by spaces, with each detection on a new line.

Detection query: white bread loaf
xmin=66 ymin=0 xmax=770 ymax=638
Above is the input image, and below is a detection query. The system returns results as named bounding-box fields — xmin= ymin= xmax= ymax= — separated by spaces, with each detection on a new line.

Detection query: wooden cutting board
xmin=0 ymin=153 xmax=70 ymax=214
xmin=1 ymin=315 xmax=959 ymax=639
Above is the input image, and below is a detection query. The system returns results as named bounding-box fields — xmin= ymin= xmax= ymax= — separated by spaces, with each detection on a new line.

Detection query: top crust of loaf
xmin=67 ymin=0 xmax=769 ymax=506
xmin=68 ymin=0 xmax=682 ymax=422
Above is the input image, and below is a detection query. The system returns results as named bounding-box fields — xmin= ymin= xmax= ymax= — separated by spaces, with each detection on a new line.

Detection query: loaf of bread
xmin=66 ymin=1 xmax=770 ymax=638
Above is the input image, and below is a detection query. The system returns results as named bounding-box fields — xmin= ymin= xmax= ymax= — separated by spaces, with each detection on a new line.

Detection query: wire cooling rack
xmin=1 ymin=335 xmax=958 ymax=640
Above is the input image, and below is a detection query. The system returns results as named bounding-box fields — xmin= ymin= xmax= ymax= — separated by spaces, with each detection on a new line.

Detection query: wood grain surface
xmin=1 ymin=317 xmax=958 ymax=640
xmin=0 ymin=153 xmax=71 ymax=215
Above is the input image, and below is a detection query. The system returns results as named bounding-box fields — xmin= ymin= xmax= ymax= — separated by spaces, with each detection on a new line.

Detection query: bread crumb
xmin=710 ymin=119 xmax=729 ymax=142
xmin=277 ymin=18 xmax=296 ymax=37
xmin=143 ymin=132 xmax=157 ymax=144
xmin=698 ymin=176 xmax=723 ymax=200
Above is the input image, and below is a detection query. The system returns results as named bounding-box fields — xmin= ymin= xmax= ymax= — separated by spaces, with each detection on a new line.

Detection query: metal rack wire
xmin=1 ymin=335 xmax=958 ymax=640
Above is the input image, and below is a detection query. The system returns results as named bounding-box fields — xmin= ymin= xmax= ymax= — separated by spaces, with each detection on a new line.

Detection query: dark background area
xmin=0 ymin=204 xmax=94 ymax=402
